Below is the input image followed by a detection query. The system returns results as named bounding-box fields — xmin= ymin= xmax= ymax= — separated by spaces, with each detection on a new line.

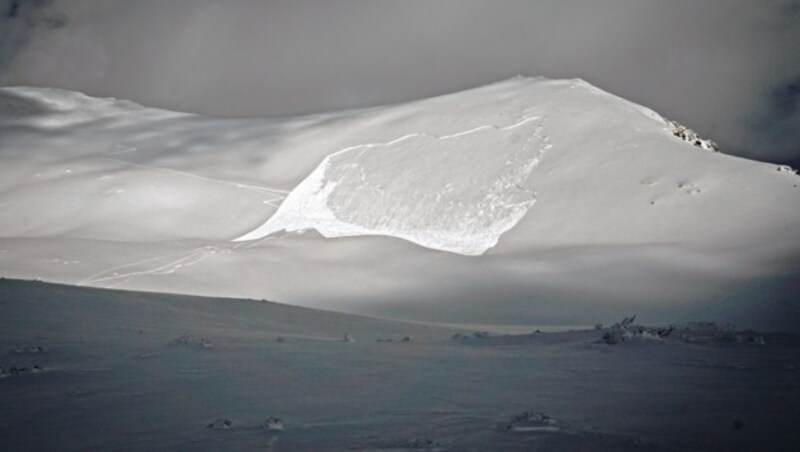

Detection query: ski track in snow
xmin=105 ymin=144 xmax=140 ymax=157
xmin=69 ymin=150 xmax=294 ymax=288
xmin=78 ymin=246 xmax=218 ymax=288
xmin=70 ymin=150 xmax=292 ymax=287
xmin=77 ymin=235 xmax=284 ymax=288
xmin=96 ymin=156 xmax=289 ymax=199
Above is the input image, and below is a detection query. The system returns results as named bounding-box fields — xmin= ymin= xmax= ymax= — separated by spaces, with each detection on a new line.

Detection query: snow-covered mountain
xmin=1 ymin=77 xmax=798 ymax=329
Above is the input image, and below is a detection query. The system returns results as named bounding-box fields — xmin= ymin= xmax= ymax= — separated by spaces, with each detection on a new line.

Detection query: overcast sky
xmin=1 ymin=0 xmax=799 ymax=164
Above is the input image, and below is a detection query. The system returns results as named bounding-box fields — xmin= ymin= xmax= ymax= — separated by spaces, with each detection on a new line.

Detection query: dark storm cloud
xmin=0 ymin=0 xmax=66 ymax=71
xmin=1 ymin=0 xmax=798 ymax=163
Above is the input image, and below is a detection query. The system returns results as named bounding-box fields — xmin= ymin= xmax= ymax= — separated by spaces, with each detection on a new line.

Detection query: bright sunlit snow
xmin=1 ymin=77 xmax=799 ymax=329
xmin=234 ymin=115 xmax=549 ymax=255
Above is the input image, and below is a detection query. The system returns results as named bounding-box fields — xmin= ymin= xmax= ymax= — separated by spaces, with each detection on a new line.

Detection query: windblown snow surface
xmin=1 ymin=77 xmax=799 ymax=329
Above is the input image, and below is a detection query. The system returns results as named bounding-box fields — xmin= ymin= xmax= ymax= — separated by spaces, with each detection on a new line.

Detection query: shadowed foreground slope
xmin=1 ymin=279 xmax=798 ymax=450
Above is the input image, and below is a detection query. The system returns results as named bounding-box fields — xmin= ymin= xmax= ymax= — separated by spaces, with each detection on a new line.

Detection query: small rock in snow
xmin=206 ymin=418 xmax=233 ymax=430
xmin=264 ymin=417 xmax=284 ymax=431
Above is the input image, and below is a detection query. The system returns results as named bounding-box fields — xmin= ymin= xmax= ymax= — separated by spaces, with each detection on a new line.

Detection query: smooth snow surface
xmin=1 ymin=77 xmax=799 ymax=329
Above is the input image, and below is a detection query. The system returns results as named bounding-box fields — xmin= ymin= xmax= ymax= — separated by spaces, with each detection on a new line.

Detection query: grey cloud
xmin=0 ymin=1 xmax=65 ymax=72
xmin=1 ymin=0 xmax=798 ymax=163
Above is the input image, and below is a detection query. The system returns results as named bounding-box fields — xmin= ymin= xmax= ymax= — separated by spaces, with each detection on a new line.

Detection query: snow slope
xmin=0 ymin=78 xmax=798 ymax=328
xmin=235 ymin=114 xmax=549 ymax=255
xmin=2 ymin=279 xmax=798 ymax=451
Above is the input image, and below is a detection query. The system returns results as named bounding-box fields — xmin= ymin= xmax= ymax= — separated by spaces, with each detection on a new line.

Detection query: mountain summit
xmin=233 ymin=77 xmax=762 ymax=256
xmin=1 ymin=78 xmax=798 ymax=328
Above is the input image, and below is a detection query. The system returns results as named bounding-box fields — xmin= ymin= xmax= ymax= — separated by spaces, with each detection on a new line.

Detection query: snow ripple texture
xmin=235 ymin=116 xmax=550 ymax=255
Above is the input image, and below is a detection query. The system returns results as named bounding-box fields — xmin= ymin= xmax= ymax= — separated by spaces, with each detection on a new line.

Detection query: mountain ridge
xmin=1 ymin=77 xmax=798 ymax=328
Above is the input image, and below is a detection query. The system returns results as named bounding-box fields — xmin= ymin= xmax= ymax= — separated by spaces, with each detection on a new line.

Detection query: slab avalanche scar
xmin=234 ymin=116 xmax=550 ymax=256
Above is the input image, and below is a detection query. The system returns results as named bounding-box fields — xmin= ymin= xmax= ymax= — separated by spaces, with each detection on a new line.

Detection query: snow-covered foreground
xmin=1 ymin=279 xmax=798 ymax=451
xmin=1 ymin=77 xmax=799 ymax=329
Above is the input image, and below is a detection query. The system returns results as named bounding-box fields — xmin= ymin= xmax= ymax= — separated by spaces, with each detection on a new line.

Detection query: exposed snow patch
xmin=234 ymin=116 xmax=550 ymax=255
